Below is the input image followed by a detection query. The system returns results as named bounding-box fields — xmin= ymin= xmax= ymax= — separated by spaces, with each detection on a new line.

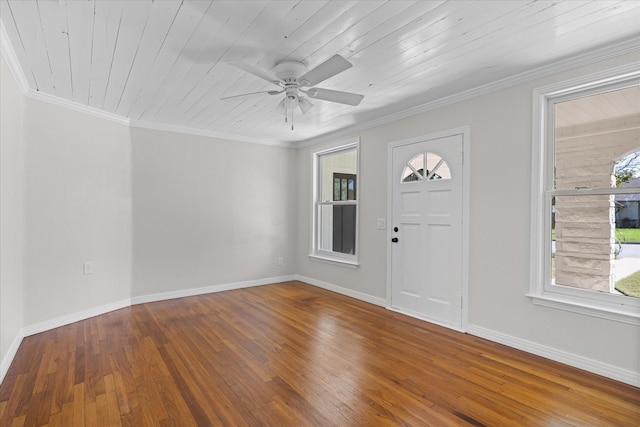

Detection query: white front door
xmin=389 ymin=132 xmax=464 ymax=330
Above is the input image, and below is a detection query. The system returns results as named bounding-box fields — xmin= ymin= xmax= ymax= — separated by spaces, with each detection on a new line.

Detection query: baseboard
xmin=467 ymin=324 xmax=640 ymax=388
xmin=0 ymin=329 xmax=25 ymax=384
xmin=130 ymin=275 xmax=297 ymax=305
xmin=20 ymin=276 xmax=296 ymax=338
xmin=295 ymin=275 xmax=387 ymax=307
xmin=22 ymin=298 xmax=132 ymax=337
xmin=386 ymin=306 xmax=465 ymax=333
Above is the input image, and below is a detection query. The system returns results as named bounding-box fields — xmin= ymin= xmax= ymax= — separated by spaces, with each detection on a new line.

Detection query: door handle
xmin=391 ymin=237 xmax=399 ymax=243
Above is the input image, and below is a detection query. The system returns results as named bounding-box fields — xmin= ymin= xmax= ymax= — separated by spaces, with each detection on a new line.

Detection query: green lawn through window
xmin=617 ymin=228 xmax=640 ymax=243
xmin=552 ymin=228 xmax=640 ymax=243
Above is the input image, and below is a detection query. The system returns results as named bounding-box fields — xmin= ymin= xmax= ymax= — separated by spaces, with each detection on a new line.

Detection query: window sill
xmin=527 ymin=292 xmax=640 ymax=326
xmin=308 ymin=254 xmax=360 ymax=269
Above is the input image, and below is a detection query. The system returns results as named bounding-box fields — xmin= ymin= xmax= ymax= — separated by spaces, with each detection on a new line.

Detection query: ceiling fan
xmin=222 ymin=54 xmax=364 ymax=129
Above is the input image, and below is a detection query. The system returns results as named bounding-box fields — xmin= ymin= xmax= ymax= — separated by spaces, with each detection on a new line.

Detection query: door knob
xmin=391 ymin=237 xmax=399 ymax=243
xmin=393 ymin=227 xmax=399 ymax=232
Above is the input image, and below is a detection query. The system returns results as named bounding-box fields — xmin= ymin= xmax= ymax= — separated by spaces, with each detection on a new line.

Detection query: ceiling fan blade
xmin=299 ymin=55 xmax=352 ymax=87
xmin=227 ymin=60 xmax=281 ymax=85
xmin=276 ymin=98 xmax=287 ymax=115
xmin=220 ymin=90 xmax=283 ymax=101
xmin=306 ymin=88 xmax=364 ymax=106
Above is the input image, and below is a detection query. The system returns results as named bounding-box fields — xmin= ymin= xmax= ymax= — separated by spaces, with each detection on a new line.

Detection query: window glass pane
xmin=320 ymin=148 xmax=357 ymax=201
xmin=554 ymin=85 xmax=640 ymax=190
xmin=409 ymin=153 xmax=424 ymax=174
xmin=401 ymin=154 xmax=424 ymax=182
xmin=317 ymin=204 xmax=334 ymax=252
xmin=552 ymin=194 xmax=639 ymax=298
xmin=615 ymin=150 xmax=640 ymax=189
xmin=341 ymin=179 xmax=347 ymax=200
xmin=347 ymin=179 xmax=355 ymax=200
xmin=402 ymin=166 xmax=421 ymax=182
xmin=425 ymin=152 xmax=450 ymax=180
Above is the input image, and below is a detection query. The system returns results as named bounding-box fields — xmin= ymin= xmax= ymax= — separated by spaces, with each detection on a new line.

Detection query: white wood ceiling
xmin=1 ymin=0 xmax=639 ymax=145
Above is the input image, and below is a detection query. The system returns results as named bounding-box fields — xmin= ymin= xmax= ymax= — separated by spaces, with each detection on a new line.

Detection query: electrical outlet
xmin=277 ymin=257 xmax=284 ymax=266
xmin=83 ymin=262 xmax=93 ymax=275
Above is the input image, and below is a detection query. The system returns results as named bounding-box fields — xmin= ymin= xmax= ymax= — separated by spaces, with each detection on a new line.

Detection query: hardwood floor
xmin=1 ymin=281 xmax=638 ymax=426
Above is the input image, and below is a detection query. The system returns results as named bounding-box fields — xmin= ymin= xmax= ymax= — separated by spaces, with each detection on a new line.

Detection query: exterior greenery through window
xmin=311 ymin=140 xmax=359 ymax=267
xmin=530 ymin=64 xmax=640 ymax=324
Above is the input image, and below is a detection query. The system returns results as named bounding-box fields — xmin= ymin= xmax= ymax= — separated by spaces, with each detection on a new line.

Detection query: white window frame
xmin=309 ymin=138 xmax=360 ymax=268
xmin=529 ymin=62 xmax=640 ymax=325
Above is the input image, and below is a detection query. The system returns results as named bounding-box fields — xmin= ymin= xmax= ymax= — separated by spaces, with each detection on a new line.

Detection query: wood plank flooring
xmin=1 ymin=281 xmax=638 ymax=426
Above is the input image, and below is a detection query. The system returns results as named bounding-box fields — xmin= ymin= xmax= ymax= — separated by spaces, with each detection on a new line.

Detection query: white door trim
xmin=386 ymin=126 xmax=470 ymax=332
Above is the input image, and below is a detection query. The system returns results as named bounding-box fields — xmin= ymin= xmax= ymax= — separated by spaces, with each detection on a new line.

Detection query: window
xmin=401 ymin=152 xmax=451 ymax=182
xmin=333 ymin=173 xmax=356 ymax=201
xmin=530 ymin=63 xmax=640 ymax=324
xmin=311 ymin=139 xmax=359 ymax=267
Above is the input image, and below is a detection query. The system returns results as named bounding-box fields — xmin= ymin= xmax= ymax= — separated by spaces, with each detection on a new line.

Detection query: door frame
xmin=386 ymin=126 xmax=471 ymax=332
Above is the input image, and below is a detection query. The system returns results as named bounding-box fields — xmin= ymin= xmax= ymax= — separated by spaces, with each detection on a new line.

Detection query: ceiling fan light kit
xmin=223 ymin=54 xmax=364 ymax=130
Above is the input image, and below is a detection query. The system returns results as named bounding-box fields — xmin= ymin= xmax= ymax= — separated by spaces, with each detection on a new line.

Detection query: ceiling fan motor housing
xmin=273 ymin=61 xmax=309 ymax=111
xmin=273 ymin=60 xmax=308 ymax=81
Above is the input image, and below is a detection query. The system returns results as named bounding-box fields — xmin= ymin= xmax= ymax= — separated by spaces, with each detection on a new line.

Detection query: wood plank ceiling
xmin=1 ymin=0 xmax=639 ymax=145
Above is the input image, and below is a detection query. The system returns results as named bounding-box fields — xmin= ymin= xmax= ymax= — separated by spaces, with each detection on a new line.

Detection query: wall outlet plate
xmin=83 ymin=262 xmax=93 ymax=275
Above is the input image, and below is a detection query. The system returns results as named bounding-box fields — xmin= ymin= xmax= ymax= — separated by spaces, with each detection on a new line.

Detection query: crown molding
xmin=0 ymin=20 xmax=29 ymax=94
xmin=23 ymin=89 xmax=131 ymax=126
xmin=130 ymin=120 xmax=295 ymax=148
xmin=297 ymin=36 xmax=640 ymax=149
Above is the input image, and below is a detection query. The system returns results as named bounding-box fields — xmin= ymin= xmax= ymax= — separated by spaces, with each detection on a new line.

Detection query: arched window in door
xmin=401 ymin=152 xmax=451 ymax=182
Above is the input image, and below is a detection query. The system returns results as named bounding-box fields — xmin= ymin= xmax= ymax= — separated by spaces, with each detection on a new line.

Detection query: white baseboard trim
xmin=23 ymin=298 xmax=132 ymax=337
xmin=467 ymin=324 xmax=640 ymax=388
xmin=0 ymin=329 xmax=25 ymax=384
xmin=386 ymin=306 xmax=465 ymax=333
xmin=20 ymin=276 xmax=296 ymax=338
xmin=131 ymin=275 xmax=297 ymax=305
xmin=295 ymin=275 xmax=387 ymax=307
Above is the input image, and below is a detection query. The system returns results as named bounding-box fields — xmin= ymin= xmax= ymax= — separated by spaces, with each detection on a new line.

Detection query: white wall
xmin=22 ymin=97 xmax=132 ymax=326
xmin=296 ymin=52 xmax=640 ymax=379
xmin=0 ymin=55 xmax=25 ymax=372
xmin=131 ymin=128 xmax=297 ymax=297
